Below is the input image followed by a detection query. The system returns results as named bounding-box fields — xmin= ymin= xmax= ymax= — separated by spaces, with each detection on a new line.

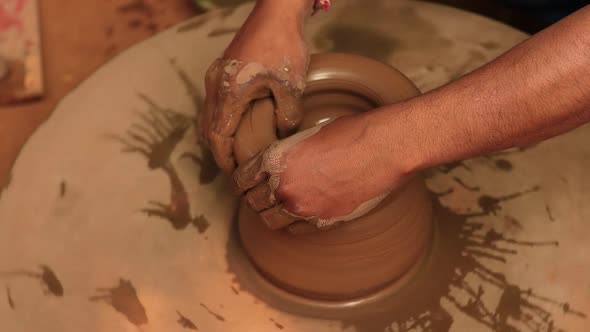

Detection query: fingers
xmin=208 ymin=76 xmax=273 ymax=174
xmin=246 ymin=182 xmax=276 ymax=211
xmin=233 ymin=152 xmax=267 ymax=193
xmin=259 ymin=204 xmax=301 ymax=230
xmin=204 ymin=57 xmax=306 ymax=174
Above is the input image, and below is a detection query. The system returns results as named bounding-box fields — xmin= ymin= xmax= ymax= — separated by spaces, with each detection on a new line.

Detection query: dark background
xmin=425 ymin=0 xmax=588 ymax=33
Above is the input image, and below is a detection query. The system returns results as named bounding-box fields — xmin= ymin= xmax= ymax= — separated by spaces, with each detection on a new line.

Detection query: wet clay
xmin=234 ymin=53 xmax=433 ymax=300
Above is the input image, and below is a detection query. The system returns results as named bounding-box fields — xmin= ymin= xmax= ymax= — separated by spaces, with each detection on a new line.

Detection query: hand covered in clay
xmin=234 ymin=114 xmax=408 ymax=234
xmin=202 ymin=0 xmax=312 ymax=174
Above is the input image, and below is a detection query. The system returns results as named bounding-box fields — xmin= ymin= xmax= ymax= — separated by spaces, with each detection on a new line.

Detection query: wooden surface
xmin=0 ymin=0 xmax=198 ymax=189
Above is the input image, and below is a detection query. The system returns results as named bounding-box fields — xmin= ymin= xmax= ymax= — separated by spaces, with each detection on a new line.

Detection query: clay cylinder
xmin=235 ymin=53 xmax=433 ymax=301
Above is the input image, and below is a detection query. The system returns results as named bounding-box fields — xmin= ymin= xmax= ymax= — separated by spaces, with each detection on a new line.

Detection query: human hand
xmin=233 ymin=112 xmax=410 ymax=234
xmin=202 ymin=0 xmax=312 ymax=175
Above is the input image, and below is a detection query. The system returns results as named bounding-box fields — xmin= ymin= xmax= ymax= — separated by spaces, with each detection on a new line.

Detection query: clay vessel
xmin=234 ymin=53 xmax=433 ymax=301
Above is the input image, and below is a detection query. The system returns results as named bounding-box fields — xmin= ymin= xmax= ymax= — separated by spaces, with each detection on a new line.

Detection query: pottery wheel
xmin=0 ymin=1 xmax=587 ymax=331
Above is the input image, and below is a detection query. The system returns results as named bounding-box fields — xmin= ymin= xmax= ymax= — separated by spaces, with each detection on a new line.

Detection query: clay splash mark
xmin=226 ymin=186 xmax=583 ymax=332
xmin=230 ymin=285 xmax=239 ymax=295
xmin=177 ymin=310 xmax=198 ymax=330
xmin=208 ymin=27 xmax=240 ymax=37
xmin=340 ymin=194 xmax=578 ymax=332
xmin=480 ymin=41 xmax=501 ymax=51
xmin=89 ymin=279 xmax=148 ymax=326
xmin=453 ymin=176 xmax=480 ymax=192
xmin=483 ymin=155 xmax=515 ymax=172
xmin=545 ymin=205 xmax=555 ymax=222
xmin=270 ymin=318 xmax=284 ymax=329
xmin=169 ymin=58 xmax=220 ymax=184
xmin=438 ymin=160 xmax=472 ymax=174
xmin=200 ymin=303 xmax=226 ymax=322
xmin=473 ymin=186 xmax=540 ymax=216
xmin=108 ymin=94 xmax=210 ymax=232
xmin=433 ymin=188 xmax=455 ymax=197
xmin=495 ymin=159 xmax=513 ymax=171
xmin=0 ymin=265 xmax=64 ymax=296
xmin=6 ymin=285 xmax=14 ymax=309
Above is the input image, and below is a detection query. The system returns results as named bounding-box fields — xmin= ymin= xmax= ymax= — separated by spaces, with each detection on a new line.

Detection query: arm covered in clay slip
xmin=234 ymin=6 xmax=590 ymax=232
xmin=375 ymin=5 xmax=590 ymax=175
xmin=202 ymin=0 xmax=313 ymax=174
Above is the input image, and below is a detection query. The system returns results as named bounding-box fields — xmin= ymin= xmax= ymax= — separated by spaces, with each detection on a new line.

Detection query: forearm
xmin=375 ymin=5 xmax=590 ymax=175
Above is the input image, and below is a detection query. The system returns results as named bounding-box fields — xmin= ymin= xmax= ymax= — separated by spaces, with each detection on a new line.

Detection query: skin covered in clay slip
xmin=234 ymin=53 xmax=435 ymax=301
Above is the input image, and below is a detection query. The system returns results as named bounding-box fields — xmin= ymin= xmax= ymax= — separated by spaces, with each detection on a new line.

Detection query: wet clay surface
xmin=235 ymin=53 xmax=433 ymax=300
xmin=0 ymin=265 xmax=64 ymax=297
xmin=90 ymin=279 xmax=148 ymax=326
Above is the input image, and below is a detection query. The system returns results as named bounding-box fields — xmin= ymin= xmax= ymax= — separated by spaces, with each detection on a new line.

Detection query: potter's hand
xmin=202 ymin=0 xmax=313 ymax=175
xmin=233 ymin=114 xmax=408 ymax=234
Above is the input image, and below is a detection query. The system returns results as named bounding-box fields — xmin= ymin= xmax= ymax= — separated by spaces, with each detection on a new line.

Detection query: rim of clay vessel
xmin=236 ymin=52 xmax=433 ymax=303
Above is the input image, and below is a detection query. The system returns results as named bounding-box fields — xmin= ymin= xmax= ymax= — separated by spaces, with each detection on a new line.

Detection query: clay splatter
xmin=177 ymin=310 xmax=198 ymax=330
xmin=230 ymin=286 xmax=239 ymax=295
xmin=270 ymin=318 xmax=284 ymax=329
xmin=474 ymin=186 xmax=540 ymax=216
xmin=208 ymin=27 xmax=240 ymax=37
xmin=0 ymin=265 xmax=63 ymax=297
xmin=433 ymin=188 xmax=455 ymax=197
xmin=90 ymin=279 xmax=148 ymax=326
xmin=546 ymin=205 xmax=555 ymax=222
xmin=453 ymin=177 xmax=480 ymax=192
xmin=109 ymin=90 xmax=212 ymax=232
xmin=338 ymin=198 xmax=575 ymax=332
xmin=6 ymin=285 xmax=14 ymax=309
xmin=495 ymin=159 xmax=513 ymax=171
xmin=227 ymin=185 xmax=582 ymax=332
xmin=480 ymin=41 xmax=501 ymax=50
xmin=200 ymin=303 xmax=226 ymax=322
xmin=438 ymin=161 xmax=472 ymax=174
xmin=170 ymin=58 xmax=220 ymax=184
